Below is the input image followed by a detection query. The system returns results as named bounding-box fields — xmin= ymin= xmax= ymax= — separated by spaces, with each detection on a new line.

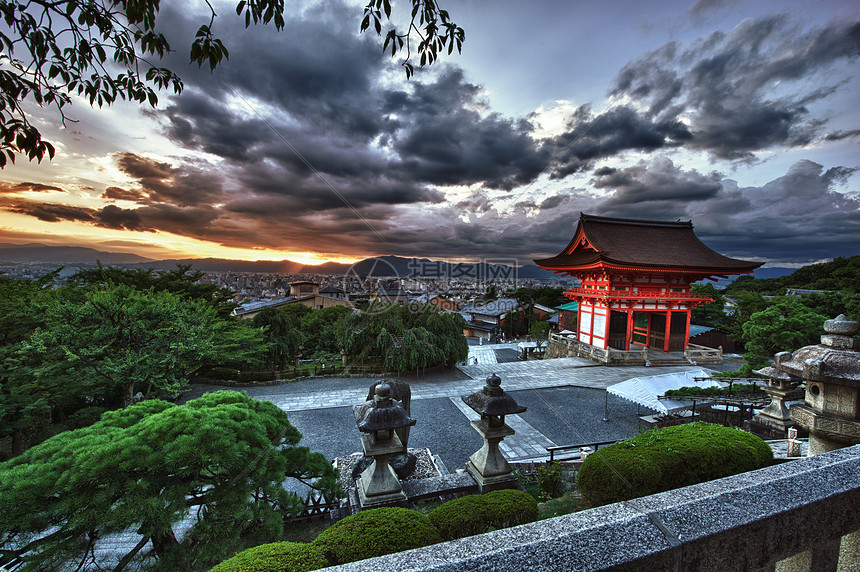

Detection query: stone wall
xmin=329 ymin=444 xmax=860 ymax=571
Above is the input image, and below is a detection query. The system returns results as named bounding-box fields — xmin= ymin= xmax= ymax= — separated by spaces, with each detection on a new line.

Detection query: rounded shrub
xmin=427 ymin=495 xmax=487 ymax=540
xmin=577 ymin=422 xmax=773 ymax=506
xmin=482 ymin=489 xmax=538 ymax=529
xmin=208 ymin=542 xmax=327 ymax=572
xmin=428 ymin=489 xmax=538 ymax=540
xmin=311 ymin=507 xmax=442 ymax=565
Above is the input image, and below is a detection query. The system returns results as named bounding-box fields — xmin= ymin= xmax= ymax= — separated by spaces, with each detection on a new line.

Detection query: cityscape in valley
xmin=1 ymin=0 xmax=859 ymax=571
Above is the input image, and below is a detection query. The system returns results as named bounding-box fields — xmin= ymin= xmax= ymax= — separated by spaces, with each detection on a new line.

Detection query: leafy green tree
xmin=508 ymin=286 xmax=567 ymax=309
xmin=339 ymin=302 xmax=466 ymax=372
xmin=299 ymin=305 xmax=353 ymax=355
xmin=723 ymin=290 xmax=769 ymax=344
xmin=530 ymin=320 xmax=552 ymax=348
xmin=252 ymin=305 xmax=304 ymax=370
xmin=1 ymin=0 xmax=463 ymax=166
xmin=723 ymin=256 xmax=860 ymax=297
xmin=0 ymin=272 xmax=57 ymax=458
xmin=16 ymin=283 xmax=263 ymax=407
xmin=740 ymin=298 xmax=828 ymax=374
xmin=71 ymin=263 xmax=236 ymax=314
xmin=0 ymin=391 xmax=340 ymax=572
xmin=690 ymin=283 xmax=726 ymax=327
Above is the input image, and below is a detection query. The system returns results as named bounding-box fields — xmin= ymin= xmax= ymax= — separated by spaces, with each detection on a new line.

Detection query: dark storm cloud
xmin=550 ymin=158 xmax=860 ymax=264
xmin=540 ymin=104 xmax=692 ymax=178
xmin=688 ymin=0 xmax=739 ymax=20
xmin=5 ymin=202 xmax=152 ymax=231
xmin=824 ymin=129 xmax=860 ymax=142
xmin=7 ymin=202 xmax=95 ymax=223
xmin=106 ymin=153 xmax=226 ymax=207
xmin=591 ymin=157 xmax=723 ymax=218
xmin=0 ymin=182 xmax=65 ymax=194
xmin=102 ymin=186 xmax=146 ymax=201
xmin=611 ymin=16 xmax=860 ymax=160
xmin=383 ymin=69 xmax=547 ymax=190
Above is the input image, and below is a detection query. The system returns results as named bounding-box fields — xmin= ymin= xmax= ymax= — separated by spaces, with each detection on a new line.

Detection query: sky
xmin=1 ymin=0 xmax=858 ymax=267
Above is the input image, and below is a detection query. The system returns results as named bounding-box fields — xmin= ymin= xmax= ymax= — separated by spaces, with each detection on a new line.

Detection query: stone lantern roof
xmin=355 ymin=383 xmax=416 ymax=433
xmin=463 ymin=373 xmax=527 ymax=418
xmin=784 ymin=314 xmax=860 ymax=456
xmin=770 ymin=315 xmax=859 ymax=384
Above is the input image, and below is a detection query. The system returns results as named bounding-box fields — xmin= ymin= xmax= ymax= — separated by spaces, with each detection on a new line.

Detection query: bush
xmin=577 ymin=422 xmax=773 ymax=506
xmin=209 ymin=542 xmax=327 ymax=572
xmin=311 ymin=507 xmax=442 ymax=565
xmin=535 ymin=461 xmax=565 ymax=500
xmin=428 ymin=489 xmax=538 ymax=540
xmin=427 ymin=495 xmax=487 ymax=540
xmin=65 ymin=406 xmax=108 ymax=429
xmin=483 ymin=489 xmax=538 ymax=529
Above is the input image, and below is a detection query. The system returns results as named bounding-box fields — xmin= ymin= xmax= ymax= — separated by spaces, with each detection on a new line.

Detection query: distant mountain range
xmin=0 ymin=244 xmax=569 ymax=281
xmin=1 ymin=243 xmax=802 ymax=283
xmin=0 ymin=243 xmax=153 ymax=264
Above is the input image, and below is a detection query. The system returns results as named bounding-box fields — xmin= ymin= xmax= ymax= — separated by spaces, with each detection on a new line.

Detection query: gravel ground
xmin=509 ymin=386 xmax=645 ymax=447
xmin=286 ymin=397 xmax=484 ymax=473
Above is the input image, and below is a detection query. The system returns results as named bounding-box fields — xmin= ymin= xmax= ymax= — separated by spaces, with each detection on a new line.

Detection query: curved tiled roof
xmin=534 ymin=213 xmax=761 ymax=274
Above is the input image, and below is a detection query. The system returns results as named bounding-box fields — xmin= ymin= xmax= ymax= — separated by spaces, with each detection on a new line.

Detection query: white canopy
xmin=607 ymin=369 xmax=722 ymax=414
xmin=558 ymin=329 xmax=576 ymax=336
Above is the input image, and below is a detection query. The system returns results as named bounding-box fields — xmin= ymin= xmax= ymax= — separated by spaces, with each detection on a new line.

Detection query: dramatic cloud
xmin=1 ymin=2 xmax=857 ymax=266
xmin=0 ymin=182 xmax=66 ymax=194
xmin=612 ymin=16 xmax=860 ymax=160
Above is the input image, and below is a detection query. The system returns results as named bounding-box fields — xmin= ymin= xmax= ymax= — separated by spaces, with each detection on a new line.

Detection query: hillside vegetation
xmin=725 ymin=255 xmax=860 ymax=296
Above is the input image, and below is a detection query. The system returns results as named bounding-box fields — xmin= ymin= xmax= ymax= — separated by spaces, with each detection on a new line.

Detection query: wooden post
xmin=684 ymin=308 xmax=691 ymax=349
xmin=626 ymin=307 xmax=634 ymax=351
xmin=663 ymin=309 xmax=671 ymax=352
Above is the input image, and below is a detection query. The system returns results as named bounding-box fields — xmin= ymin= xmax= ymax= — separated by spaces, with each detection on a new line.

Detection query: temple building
xmin=535 ymin=214 xmax=761 ymax=355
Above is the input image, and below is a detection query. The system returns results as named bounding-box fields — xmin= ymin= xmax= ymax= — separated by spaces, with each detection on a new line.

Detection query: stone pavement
xmin=261 ymin=358 xmax=704 ymax=415
xmin=449 ymin=396 xmax=557 ymax=463
xmin=251 ymin=355 xmax=708 ymax=465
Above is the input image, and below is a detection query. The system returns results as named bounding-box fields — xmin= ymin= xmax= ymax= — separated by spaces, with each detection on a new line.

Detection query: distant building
xmin=785 ymin=288 xmax=829 ymax=297
xmin=460 ymin=298 xmax=523 ymax=340
xmin=535 ymin=213 xmax=761 ymax=352
xmin=319 ymin=285 xmax=349 ymax=301
xmin=556 ymin=301 xmax=579 ymax=332
xmin=232 ymin=281 xmax=353 ymax=318
xmin=289 ymin=281 xmax=354 ymax=311
xmin=370 ymin=288 xmax=410 ymax=306
xmin=409 ymin=293 xmax=460 ymax=312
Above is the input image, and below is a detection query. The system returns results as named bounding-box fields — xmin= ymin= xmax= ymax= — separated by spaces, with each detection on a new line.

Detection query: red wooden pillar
xmin=626 ymin=307 xmax=633 ymax=351
xmin=684 ymin=308 xmax=691 ymax=349
xmin=663 ymin=309 xmax=671 ymax=352
xmin=577 ymin=304 xmax=583 ymax=342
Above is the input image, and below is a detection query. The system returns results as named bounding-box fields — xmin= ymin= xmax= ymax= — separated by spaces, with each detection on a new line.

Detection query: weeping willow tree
xmin=340 ymin=302 xmax=468 ymax=373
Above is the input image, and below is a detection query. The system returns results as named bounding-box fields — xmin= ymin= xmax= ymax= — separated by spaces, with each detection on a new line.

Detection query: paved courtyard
xmin=183 ymin=344 xmax=716 ymax=470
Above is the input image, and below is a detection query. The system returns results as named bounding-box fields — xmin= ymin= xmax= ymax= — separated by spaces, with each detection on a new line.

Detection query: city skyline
xmin=1 ymin=0 xmax=858 ymax=267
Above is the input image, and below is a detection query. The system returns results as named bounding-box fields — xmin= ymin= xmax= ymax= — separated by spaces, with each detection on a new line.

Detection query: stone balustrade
xmin=329 ymin=444 xmax=860 ymax=571
xmin=684 ymin=343 xmax=723 ymax=364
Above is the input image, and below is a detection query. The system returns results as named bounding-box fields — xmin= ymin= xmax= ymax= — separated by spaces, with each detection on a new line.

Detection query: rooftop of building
xmin=535 ymin=213 xmax=762 ymax=275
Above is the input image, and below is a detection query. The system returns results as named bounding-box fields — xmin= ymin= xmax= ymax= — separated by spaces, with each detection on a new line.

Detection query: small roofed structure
xmin=535 ymin=213 xmax=761 ymax=355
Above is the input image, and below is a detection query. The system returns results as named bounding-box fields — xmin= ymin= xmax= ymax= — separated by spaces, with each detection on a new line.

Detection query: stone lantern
xmin=751 ymin=352 xmax=804 ymax=438
xmin=777 ymin=315 xmax=860 ymax=456
xmin=353 ymin=382 xmax=416 ymax=508
xmin=463 ymin=373 xmax=526 ymax=492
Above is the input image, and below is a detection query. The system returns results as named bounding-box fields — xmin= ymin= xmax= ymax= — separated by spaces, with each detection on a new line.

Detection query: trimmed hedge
xmin=577 ymin=422 xmax=773 ymax=506
xmin=208 ymin=542 xmax=328 ymax=572
xmin=311 ymin=507 xmax=442 ymax=565
xmin=428 ymin=489 xmax=538 ymax=540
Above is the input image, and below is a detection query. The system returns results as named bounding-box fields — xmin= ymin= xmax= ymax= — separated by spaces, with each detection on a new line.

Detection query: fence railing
xmin=546 ymin=439 xmax=618 ymax=463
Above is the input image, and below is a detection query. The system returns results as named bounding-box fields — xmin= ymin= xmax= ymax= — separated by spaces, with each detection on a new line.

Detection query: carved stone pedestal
xmin=356 ymin=433 xmax=408 ymax=508
xmin=465 ymin=419 xmax=518 ymax=493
